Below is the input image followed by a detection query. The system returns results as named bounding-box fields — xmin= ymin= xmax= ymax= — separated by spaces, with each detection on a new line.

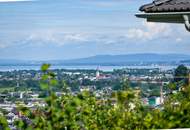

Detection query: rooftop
xmin=136 ymin=0 xmax=190 ymax=32
xmin=140 ymin=0 xmax=190 ymax=13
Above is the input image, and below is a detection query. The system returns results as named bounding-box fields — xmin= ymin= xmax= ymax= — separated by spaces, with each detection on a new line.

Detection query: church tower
xmin=96 ymin=66 xmax=100 ymax=79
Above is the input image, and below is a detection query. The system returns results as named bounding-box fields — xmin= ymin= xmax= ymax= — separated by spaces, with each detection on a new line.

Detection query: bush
xmin=1 ymin=64 xmax=190 ymax=130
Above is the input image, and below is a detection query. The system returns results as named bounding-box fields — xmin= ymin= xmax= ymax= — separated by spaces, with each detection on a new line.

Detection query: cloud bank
xmin=126 ymin=22 xmax=172 ymax=41
xmin=0 ymin=0 xmax=33 ymax=2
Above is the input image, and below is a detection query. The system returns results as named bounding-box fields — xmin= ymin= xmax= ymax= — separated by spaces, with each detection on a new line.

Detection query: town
xmin=1 ymin=65 xmax=183 ymax=129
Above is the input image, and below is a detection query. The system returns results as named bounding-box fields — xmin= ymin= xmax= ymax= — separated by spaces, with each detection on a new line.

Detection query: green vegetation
xmin=0 ymin=87 xmax=14 ymax=93
xmin=174 ymin=64 xmax=189 ymax=86
xmin=0 ymin=64 xmax=190 ymax=129
xmin=0 ymin=115 xmax=10 ymax=130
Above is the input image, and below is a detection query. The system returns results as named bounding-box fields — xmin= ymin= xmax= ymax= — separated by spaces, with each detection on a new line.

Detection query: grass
xmin=0 ymin=87 xmax=14 ymax=93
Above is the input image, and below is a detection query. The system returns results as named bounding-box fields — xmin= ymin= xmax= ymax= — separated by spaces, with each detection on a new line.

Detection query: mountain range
xmin=0 ymin=53 xmax=190 ymax=66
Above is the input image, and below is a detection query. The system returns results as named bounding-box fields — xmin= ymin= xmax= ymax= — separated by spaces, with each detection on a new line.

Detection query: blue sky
xmin=0 ymin=0 xmax=190 ymax=60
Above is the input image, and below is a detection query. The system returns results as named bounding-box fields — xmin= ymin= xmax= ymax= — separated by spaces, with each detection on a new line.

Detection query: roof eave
xmin=136 ymin=12 xmax=190 ymax=23
xmin=135 ymin=12 xmax=190 ymax=31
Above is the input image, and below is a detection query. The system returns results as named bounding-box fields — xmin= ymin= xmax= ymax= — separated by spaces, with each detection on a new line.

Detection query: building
xmin=148 ymin=96 xmax=163 ymax=106
xmin=136 ymin=0 xmax=190 ymax=32
xmin=96 ymin=66 xmax=100 ymax=79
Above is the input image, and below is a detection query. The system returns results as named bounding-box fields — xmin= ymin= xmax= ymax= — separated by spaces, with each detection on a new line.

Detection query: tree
xmin=2 ymin=64 xmax=190 ymax=129
xmin=174 ymin=65 xmax=189 ymax=86
xmin=121 ymin=78 xmax=130 ymax=90
xmin=0 ymin=115 xmax=10 ymax=130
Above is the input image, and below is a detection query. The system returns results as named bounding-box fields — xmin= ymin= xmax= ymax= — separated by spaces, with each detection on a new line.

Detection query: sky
xmin=0 ymin=0 xmax=190 ymax=60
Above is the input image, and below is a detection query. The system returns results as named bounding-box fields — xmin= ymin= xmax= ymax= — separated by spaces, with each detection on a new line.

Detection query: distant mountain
xmin=0 ymin=59 xmax=42 ymax=66
xmin=180 ymin=59 xmax=190 ymax=64
xmin=1 ymin=53 xmax=190 ymax=66
xmin=0 ymin=59 xmax=26 ymax=65
xmin=55 ymin=53 xmax=190 ymax=66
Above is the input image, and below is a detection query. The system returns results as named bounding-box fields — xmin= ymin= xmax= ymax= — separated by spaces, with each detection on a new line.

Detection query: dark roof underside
xmin=140 ymin=0 xmax=190 ymax=13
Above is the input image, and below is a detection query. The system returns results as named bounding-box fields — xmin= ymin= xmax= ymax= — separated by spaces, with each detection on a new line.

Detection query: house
xmin=148 ymin=96 xmax=163 ymax=106
xmin=136 ymin=0 xmax=190 ymax=32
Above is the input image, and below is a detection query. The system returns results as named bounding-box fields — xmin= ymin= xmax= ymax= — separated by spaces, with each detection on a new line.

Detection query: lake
xmin=0 ymin=65 xmax=185 ymax=72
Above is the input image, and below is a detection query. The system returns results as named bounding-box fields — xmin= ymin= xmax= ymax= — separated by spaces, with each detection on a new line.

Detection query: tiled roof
xmin=140 ymin=0 xmax=190 ymax=13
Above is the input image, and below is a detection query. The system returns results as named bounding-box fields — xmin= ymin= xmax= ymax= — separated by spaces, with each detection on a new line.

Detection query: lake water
xmin=0 ymin=65 xmax=185 ymax=72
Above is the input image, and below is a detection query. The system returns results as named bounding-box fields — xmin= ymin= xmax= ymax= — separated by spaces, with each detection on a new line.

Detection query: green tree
xmin=174 ymin=65 xmax=189 ymax=86
xmin=121 ymin=78 xmax=130 ymax=90
xmin=2 ymin=64 xmax=190 ymax=130
xmin=0 ymin=115 xmax=10 ymax=130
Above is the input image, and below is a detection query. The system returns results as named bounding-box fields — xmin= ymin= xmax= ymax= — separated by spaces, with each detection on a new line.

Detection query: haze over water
xmin=0 ymin=65 xmax=186 ymax=72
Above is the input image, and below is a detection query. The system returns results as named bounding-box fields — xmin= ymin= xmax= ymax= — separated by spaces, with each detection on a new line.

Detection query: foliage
xmin=0 ymin=115 xmax=10 ymax=130
xmin=1 ymin=64 xmax=190 ymax=129
xmin=174 ymin=64 xmax=189 ymax=86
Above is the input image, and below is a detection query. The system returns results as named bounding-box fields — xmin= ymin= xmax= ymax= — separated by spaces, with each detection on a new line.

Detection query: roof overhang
xmin=136 ymin=12 xmax=190 ymax=23
xmin=136 ymin=12 xmax=190 ymax=31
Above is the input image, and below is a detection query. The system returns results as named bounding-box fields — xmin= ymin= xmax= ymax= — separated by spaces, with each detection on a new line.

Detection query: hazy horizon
xmin=0 ymin=53 xmax=189 ymax=62
xmin=1 ymin=0 xmax=190 ymax=60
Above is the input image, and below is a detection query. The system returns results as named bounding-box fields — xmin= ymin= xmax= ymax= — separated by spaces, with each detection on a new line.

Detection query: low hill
xmin=1 ymin=53 xmax=190 ymax=66
xmin=55 ymin=53 xmax=190 ymax=65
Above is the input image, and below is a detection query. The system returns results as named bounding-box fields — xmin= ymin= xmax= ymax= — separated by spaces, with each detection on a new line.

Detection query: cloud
xmin=0 ymin=42 xmax=7 ymax=48
xmin=1 ymin=22 xmax=187 ymax=49
xmin=176 ymin=38 xmax=182 ymax=43
xmin=0 ymin=0 xmax=33 ymax=2
xmin=126 ymin=22 xmax=172 ymax=41
xmin=15 ymin=31 xmax=93 ymax=47
xmin=14 ymin=30 xmax=131 ymax=48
